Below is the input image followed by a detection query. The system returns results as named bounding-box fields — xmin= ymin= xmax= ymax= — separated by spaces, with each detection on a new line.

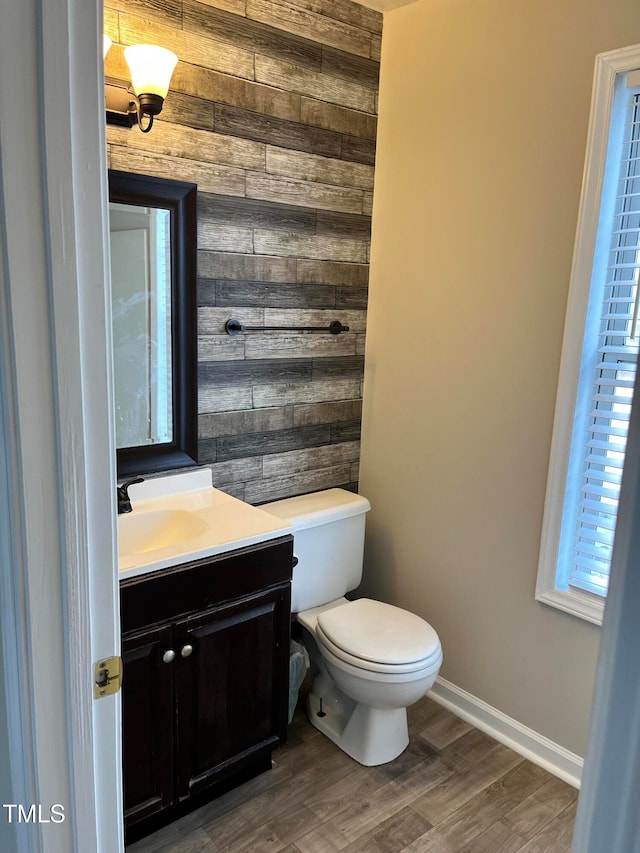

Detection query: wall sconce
xmin=104 ymin=40 xmax=178 ymax=133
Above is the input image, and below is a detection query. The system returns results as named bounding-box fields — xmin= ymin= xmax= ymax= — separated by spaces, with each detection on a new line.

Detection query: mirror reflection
xmin=110 ymin=202 xmax=173 ymax=449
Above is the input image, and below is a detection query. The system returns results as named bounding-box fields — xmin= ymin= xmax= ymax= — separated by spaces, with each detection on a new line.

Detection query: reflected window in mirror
xmin=108 ymin=171 xmax=197 ymax=477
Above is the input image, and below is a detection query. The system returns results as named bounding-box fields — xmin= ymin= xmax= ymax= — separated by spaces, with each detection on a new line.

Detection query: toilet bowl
xmin=262 ymin=489 xmax=443 ymax=766
xmin=298 ymin=597 xmax=442 ymax=765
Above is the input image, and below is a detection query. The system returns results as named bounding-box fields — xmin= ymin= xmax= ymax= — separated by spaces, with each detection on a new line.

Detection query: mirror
xmin=108 ymin=170 xmax=197 ymax=477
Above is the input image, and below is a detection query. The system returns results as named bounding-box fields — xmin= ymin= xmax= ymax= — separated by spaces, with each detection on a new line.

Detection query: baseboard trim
xmin=429 ymin=677 xmax=583 ymax=789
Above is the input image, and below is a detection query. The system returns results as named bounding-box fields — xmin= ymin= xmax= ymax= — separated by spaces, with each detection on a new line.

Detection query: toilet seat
xmin=316 ymin=623 xmax=442 ymax=676
xmin=316 ymin=598 xmax=442 ymax=675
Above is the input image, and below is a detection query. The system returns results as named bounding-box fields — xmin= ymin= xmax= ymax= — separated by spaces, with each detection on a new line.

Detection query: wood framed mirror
xmin=108 ymin=169 xmax=197 ymax=477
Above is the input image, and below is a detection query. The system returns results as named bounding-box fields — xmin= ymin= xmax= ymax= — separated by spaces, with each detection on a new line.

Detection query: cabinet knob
xmin=162 ymin=649 xmax=175 ymax=664
xmin=181 ymin=644 xmax=193 ymax=658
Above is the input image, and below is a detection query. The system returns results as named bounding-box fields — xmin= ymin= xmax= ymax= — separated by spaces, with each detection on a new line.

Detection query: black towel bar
xmin=225 ymin=318 xmax=349 ymax=336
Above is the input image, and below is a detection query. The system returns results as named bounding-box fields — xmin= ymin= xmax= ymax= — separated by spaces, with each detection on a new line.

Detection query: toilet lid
xmin=316 ymin=599 xmax=441 ymax=666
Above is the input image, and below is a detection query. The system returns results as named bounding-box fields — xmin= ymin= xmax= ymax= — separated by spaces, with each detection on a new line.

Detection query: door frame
xmin=572 ymin=318 xmax=640 ymax=845
xmin=0 ymin=0 xmax=121 ymax=850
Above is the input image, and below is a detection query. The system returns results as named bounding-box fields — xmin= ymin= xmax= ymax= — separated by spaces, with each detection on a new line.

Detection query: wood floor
xmin=128 ymin=696 xmax=578 ymax=853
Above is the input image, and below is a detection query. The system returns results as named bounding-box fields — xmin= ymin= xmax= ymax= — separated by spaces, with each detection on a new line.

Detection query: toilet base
xmin=307 ymin=687 xmax=409 ymax=766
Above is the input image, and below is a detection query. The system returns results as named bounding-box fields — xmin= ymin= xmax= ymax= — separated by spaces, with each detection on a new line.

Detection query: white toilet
xmin=263 ymin=488 xmax=443 ymax=767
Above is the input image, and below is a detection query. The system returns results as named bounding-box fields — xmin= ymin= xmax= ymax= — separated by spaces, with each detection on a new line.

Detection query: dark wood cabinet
xmin=120 ymin=536 xmax=293 ymax=841
xmin=121 ymin=624 xmax=174 ymax=825
xmin=174 ymin=586 xmax=288 ymax=800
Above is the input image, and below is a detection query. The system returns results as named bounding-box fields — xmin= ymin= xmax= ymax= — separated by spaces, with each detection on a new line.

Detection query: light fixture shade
xmin=103 ymin=34 xmax=112 ymax=59
xmin=123 ymin=45 xmax=178 ymax=99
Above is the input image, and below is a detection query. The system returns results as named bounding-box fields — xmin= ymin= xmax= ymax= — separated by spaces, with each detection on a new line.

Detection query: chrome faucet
xmin=117 ymin=477 xmax=144 ymax=514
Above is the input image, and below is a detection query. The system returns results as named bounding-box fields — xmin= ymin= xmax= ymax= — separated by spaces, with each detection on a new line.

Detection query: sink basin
xmin=117 ymin=469 xmax=292 ymax=578
xmin=118 ymin=509 xmax=210 ymax=556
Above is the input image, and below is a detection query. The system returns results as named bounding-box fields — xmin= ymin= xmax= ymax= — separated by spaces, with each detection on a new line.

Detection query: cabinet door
xmin=174 ymin=585 xmax=290 ymax=800
xmin=122 ymin=623 xmax=175 ymax=826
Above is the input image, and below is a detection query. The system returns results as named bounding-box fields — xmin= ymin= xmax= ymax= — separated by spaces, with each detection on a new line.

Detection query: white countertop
xmin=118 ymin=470 xmax=292 ymax=580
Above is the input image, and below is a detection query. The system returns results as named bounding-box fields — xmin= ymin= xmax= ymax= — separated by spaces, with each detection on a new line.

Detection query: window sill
xmin=535 ymin=587 xmax=604 ymax=626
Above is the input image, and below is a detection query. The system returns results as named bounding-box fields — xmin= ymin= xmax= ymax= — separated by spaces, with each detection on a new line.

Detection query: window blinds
xmin=570 ymin=92 xmax=640 ymax=594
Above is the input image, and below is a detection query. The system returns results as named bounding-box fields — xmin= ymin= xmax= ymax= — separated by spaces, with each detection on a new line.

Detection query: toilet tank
xmin=261 ymin=489 xmax=371 ymax=613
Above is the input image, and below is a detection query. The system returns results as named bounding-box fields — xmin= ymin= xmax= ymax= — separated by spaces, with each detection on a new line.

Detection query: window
xmin=537 ymin=46 xmax=640 ymax=625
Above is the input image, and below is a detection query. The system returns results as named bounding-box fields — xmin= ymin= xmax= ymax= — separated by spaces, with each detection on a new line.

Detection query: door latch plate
xmin=94 ymin=656 xmax=122 ymax=699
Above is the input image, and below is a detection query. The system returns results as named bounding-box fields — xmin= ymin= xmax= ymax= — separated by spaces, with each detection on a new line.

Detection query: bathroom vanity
xmin=117 ymin=472 xmax=294 ymax=842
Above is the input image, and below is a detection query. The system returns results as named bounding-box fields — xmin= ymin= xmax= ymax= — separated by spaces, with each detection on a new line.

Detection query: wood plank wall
xmin=105 ymin=0 xmax=381 ymax=503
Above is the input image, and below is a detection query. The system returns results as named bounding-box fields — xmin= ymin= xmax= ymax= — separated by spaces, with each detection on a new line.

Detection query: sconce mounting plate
xmin=105 ymin=79 xmax=137 ymax=128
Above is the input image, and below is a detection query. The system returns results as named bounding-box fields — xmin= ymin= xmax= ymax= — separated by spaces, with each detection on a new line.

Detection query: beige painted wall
xmin=359 ymin=0 xmax=640 ymax=757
